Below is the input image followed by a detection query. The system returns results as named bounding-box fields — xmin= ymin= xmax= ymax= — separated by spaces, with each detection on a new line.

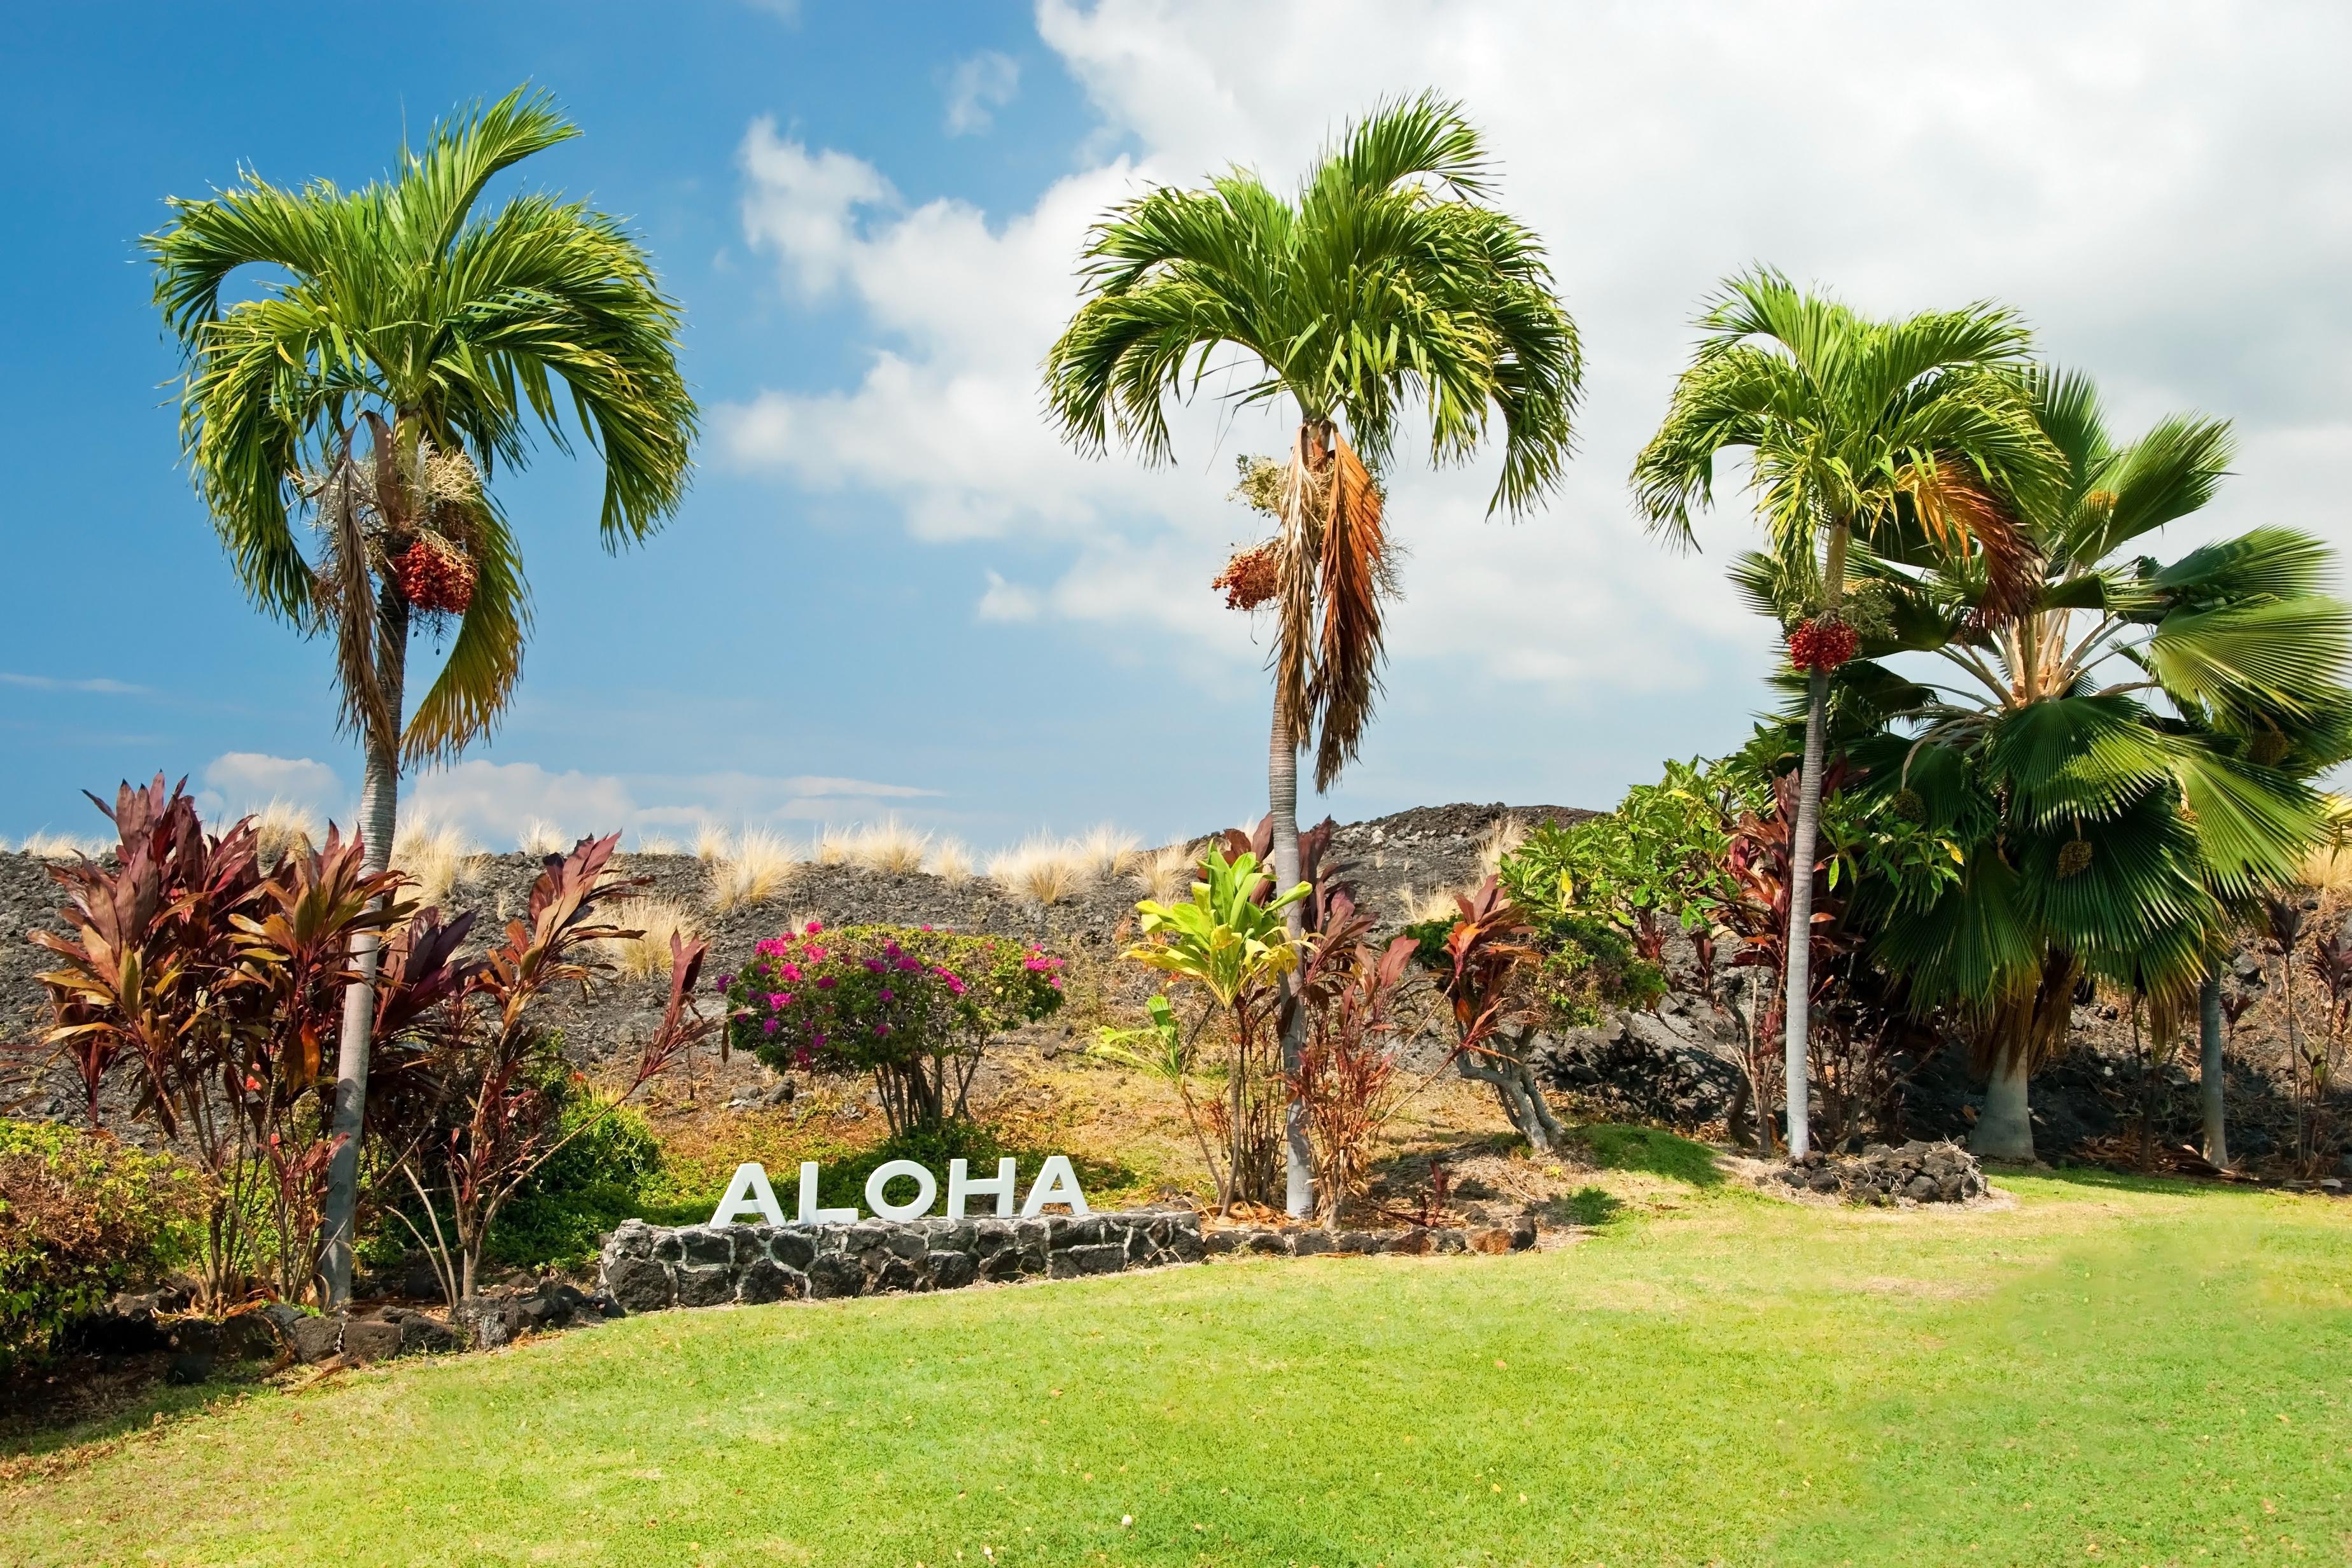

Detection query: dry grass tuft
xmin=1403 ymin=883 xmax=1469 ymax=926
xmin=694 ymin=822 xmax=730 ymax=863
xmin=708 ymin=828 xmax=800 ymax=912
xmin=929 ymin=837 xmax=974 ymax=885
xmin=811 ymin=825 xmax=856 ymax=867
xmin=517 ymin=817 xmax=568 ymax=857
xmin=987 ymin=836 xmax=1096 ymax=906
xmin=631 ymin=831 xmax=685 ymax=857
xmin=249 ymin=799 xmax=322 ymax=865
xmin=598 ymin=896 xmax=704 ymax=982
xmin=1077 ymin=823 xmax=1145 ymax=879
xmin=846 ymin=818 xmax=931 ymax=874
xmin=393 ymin=819 xmax=481 ymax=909
xmin=13 ymin=831 xmax=108 ymax=860
xmin=1131 ymin=841 xmax=1201 ymax=903
xmin=1476 ymin=813 xmax=1527 ymax=879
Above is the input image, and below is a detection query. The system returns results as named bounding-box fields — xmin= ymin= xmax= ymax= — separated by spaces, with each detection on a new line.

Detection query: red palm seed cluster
xmin=395 ymin=539 xmax=477 ymax=614
xmin=1787 ymin=616 xmax=1859 ymax=672
xmin=1212 ymin=541 xmax=1280 ymax=611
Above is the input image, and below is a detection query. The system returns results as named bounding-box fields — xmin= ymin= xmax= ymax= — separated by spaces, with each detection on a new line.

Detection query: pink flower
xmin=776 ymin=992 xmax=793 ymax=1007
xmin=805 ymin=920 xmax=824 ymax=934
xmin=864 ymin=958 xmax=885 ymax=974
xmin=812 ymin=1033 xmax=828 ymax=1049
xmin=780 ymin=962 xmax=802 ymax=983
xmin=897 ymin=956 xmax=920 ymax=971
xmin=878 ymin=988 xmax=894 ymax=1002
xmin=873 ymin=1021 xmax=889 ymax=1037
xmin=1048 ymin=977 xmax=1061 ymax=990
xmin=817 ymin=976 xmax=836 ymax=990
xmin=762 ymin=1017 xmax=780 ymax=1035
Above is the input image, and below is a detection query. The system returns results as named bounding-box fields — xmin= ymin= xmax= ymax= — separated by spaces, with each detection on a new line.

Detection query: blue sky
xmin=4 ymin=1 xmax=2348 ymax=853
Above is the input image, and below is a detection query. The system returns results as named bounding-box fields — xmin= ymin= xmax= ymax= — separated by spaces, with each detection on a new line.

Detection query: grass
xmin=987 ymin=835 xmax=1098 ymax=905
xmin=5 ymin=1173 xmax=2348 ymax=1565
xmin=594 ymin=896 xmax=704 ymax=982
xmin=391 ymin=817 xmax=480 ymax=909
xmin=706 ymin=828 xmax=799 ymax=911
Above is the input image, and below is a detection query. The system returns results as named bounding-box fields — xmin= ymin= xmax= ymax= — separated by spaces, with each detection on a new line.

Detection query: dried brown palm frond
xmin=1903 ymin=456 xmax=2041 ymax=624
xmin=1310 ymin=431 xmax=1389 ymax=790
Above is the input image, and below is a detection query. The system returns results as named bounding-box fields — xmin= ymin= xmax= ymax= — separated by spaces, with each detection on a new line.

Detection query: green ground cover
xmin=4 ymin=1167 xmax=2347 ymax=1567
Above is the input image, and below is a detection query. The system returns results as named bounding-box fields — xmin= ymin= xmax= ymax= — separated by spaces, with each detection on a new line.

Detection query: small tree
xmin=1410 ymin=877 xmax=1562 ymax=1153
xmin=724 ymin=923 xmax=1065 ymax=1136
xmin=1290 ymin=905 xmax=1421 ymax=1228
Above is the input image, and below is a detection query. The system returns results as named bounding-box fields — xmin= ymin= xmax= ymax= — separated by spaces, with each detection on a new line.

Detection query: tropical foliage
xmin=1123 ymin=845 xmax=1309 ymax=1212
xmin=1797 ymin=368 xmax=2352 ymax=1158
xmin=1632 ymin=270 xmax=2064 ymax=1154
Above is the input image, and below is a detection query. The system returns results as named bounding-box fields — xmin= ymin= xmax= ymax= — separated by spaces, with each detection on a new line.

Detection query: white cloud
xmin=944 ymin=50 xmax=1021 ymax=136
xmin=2 ymin=671 xmax=150 ymax=696
xmin=714 ymin=0 xmax=2352 ymax=792
xmin=738 ymin=122 xmax=898 ymax=296
xmin=977 ymin=570 xmax=1042 ymax=622
xmin=199 ymin=752 xmax=346 ymax=822
xmin=403 ymin=760 xmax=946 ymax=848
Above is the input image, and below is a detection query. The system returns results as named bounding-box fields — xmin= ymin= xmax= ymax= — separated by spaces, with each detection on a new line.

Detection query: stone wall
xmin=1208 ymin=1215 xmax=1537 ymax=1257
xmin=598 ymin=1209 xmax=1204 ymax=1313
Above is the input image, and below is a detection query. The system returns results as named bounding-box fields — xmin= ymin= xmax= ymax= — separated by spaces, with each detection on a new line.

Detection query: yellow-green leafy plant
xmin=1124 ymin=844 xmax=1308 ymax=1212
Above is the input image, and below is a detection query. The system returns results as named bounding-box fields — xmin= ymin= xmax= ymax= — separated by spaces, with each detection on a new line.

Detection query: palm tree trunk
xmin=1781 ymin=522 xmax=1848 ymax=1159
xmin=2199 ymin=967 xmax=2229 ymax=1167
xmin=1782 ymin=665 xmax=1828 ymax=1159
xmin=319 ymin=586 xmax=408 ymax=1308
xmin=1973 ymin=1049 xmax=2035 ymax=1162
xmin=1266 ymin=687 xmax=1314 ymax=1219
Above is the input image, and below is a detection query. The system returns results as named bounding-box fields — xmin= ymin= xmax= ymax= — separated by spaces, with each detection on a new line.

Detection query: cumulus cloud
xmin=944 ymin=50 xmax=1020 ymax=136
xmin=714 ymin=0 xmax=2352 ymax=791
xmin=199 ymin=753 xmax=347 ymax=823
xmin=403 ymin=759 xmax=945 ymax=848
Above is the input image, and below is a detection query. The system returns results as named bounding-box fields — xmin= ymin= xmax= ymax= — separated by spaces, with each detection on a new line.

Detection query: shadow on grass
xmin=1532 ymin=1186 xmax=1625 ymax=1228
xmin=1993 ymin=1161 xmax=2265 ymax=1200
xmin=0 ymin=1358 xmax=270 ymax=1464
xmin=1571 ymin=1124 xmax=1725 ymax=1188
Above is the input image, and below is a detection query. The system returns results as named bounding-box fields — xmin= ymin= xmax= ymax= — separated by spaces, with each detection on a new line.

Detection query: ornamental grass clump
xmin=723 ymin=923 xmax=1065 ymax=1135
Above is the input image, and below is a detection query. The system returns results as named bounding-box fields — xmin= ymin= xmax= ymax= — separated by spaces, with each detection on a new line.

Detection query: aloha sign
xmin=710 ymin=1156 xmax=1091 ymax=1228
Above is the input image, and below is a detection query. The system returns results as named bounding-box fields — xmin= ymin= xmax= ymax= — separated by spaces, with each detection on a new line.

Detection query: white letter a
xmin=711 ymin=1163 xmax=785 ymax=1226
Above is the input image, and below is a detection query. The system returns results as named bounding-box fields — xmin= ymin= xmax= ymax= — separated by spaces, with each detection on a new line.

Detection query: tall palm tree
xmin=1631 ymin=272 xmax=2061 ymax=1156
xmin=1830 ymin=368 xmax=2351 ymax=1159
xmin=1043 ymin=95 xmax=1581 ymax=1214
xmin=147 ymin=88 xmax=697 ymax=1302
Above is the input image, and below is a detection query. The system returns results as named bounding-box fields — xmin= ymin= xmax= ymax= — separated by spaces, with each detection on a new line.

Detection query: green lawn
xmin=5 ymin=1170 xmax=2349 ymax=1566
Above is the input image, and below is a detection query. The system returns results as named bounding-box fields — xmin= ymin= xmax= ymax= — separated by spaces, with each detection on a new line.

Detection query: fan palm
xmin=1814 ymin=368 xmax=2351 ymax=1159
xmin=1631 ymin=272 xmax=2062 ymax=1155
xmin=146 ymin=87 xmax=697 ymax=1301
xmin=1044 ymin=94 xmax=1581 ymax=1214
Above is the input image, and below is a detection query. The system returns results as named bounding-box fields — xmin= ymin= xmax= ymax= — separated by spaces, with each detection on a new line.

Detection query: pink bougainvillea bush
xmin=720 ymin=923 xmax=1065 ymax=1133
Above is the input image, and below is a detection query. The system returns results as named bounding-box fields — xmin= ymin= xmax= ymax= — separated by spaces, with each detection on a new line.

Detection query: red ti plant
xmin=1425 ymin=877 xmax=1562 ymax=1154
xmin=1289 ymin=890 xmax=1421 ymax=1227
xmin=29 ymin=776 xmax=409 ymax=1308
xmin=384 ymin=836 xmax=715 ymax=1313
xmin=227 ymin=827 xmax=412 ymax=1299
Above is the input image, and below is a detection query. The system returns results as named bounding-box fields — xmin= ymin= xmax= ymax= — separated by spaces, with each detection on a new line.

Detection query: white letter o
xmin=864 ymin=1159 xmax=939 ymax=1221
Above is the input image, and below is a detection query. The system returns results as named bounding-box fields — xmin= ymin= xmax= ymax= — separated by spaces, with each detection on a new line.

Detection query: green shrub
xmin=486 ymin=1094 xmax=663 ymax=1271
xmin=0 ymin=1120 xmax=197 ymax=1367
xmin=1532 ymin=915 xmax=1667 ymax=1027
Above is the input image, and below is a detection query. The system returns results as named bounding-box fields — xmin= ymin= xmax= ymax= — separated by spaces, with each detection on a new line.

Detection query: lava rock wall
xmin=598 ymin=1209 xmax=1204 ymax=1313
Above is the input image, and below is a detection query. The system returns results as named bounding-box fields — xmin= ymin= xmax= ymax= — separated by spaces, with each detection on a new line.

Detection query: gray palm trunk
xmin=2199 ymin=967 xmax=2229 ymax=1166
xmin=1974 ymin=1051 xmax=2036 ymax=1162
xmin=1267 ymin=690 xmax=1315 ymax=1219
xmin=1782 ymin=666 xmax=1828 ymax=1160
xmin=318 ymin=586 xmax=408 ymax=1308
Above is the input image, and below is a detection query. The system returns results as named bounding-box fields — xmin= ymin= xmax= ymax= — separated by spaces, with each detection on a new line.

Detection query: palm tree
xmin=1832 ymin=368 xmax=2351 ymax=1159
xmin=1044 ymin=95 xmax=1582 ymax=1214
xmin=1630 ymin=272 xmax=2061 ymax=1156
xmin=147 ymin=88 xmax=697 ymax=1303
